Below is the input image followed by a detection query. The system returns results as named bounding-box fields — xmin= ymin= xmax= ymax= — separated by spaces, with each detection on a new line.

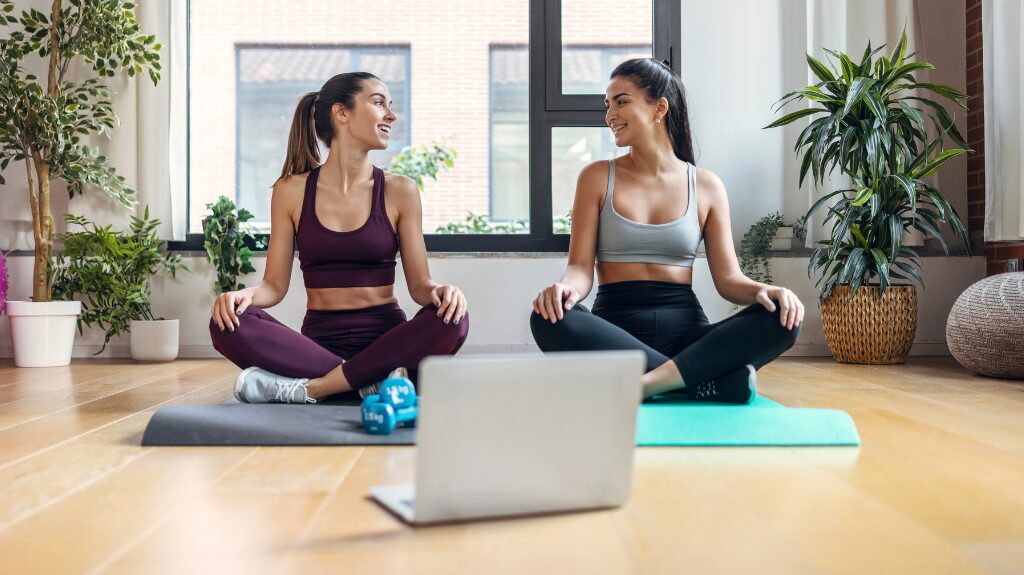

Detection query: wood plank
xmin=0 ymin=376 xmax=235 ymax=528
xmin=0 ymin=446 xmax=254 ymax=575
xmin=96 ymin=447 xmax=364 ymax=575
xmin=0 ymin=360 xmax=230 ymax=467
xmin=0 ymin=360 xmax=220 ymax=430
xmin=282 ymin=448 xmax=638 ymax=575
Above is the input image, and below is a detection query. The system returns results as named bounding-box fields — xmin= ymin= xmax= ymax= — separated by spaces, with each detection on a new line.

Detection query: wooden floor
xmin=0 ymin=358 xmax=1021 ymax=574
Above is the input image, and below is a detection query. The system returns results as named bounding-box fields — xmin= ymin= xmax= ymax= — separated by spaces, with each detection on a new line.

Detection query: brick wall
xmin=968 ymin=0 xmax=1024 ymax=274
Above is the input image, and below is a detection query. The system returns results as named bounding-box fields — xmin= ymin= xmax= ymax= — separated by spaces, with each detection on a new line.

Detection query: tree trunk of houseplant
xmin=820 ymin=285 xmax=918 ymax=364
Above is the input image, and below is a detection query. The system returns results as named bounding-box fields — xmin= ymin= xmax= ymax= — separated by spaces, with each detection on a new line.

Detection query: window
xmin=179 ymin=0 xmax=679 ymax=251
xmin=490 ymin=45 xmax=647 ymax=230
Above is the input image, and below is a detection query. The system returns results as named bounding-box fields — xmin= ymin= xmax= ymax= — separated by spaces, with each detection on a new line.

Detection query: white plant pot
xmin=130 ymin=319 xmax=179 ymax=362
xmin=774 ymin=226 xmax=795 ymax=239
xmin=5 ymin=300 xmax=82 ymax=367
xmin=769 ymin=237 xmax=792 ymax=251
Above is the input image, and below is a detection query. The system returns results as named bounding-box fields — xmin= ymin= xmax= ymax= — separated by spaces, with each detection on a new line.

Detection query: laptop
xmin=370 ymin=351 xmax=645 ymax=525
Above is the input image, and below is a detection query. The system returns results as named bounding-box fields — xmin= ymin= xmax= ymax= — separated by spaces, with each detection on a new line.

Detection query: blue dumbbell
xmin=361 ymin=395 xmax=417 ymax=434
xmin=379 ymin=373 xmax=417 ymax=411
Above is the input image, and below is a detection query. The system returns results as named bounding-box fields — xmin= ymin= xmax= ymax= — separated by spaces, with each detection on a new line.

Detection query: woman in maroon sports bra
xmin=209 ymin=72 xmax=469 ymax=404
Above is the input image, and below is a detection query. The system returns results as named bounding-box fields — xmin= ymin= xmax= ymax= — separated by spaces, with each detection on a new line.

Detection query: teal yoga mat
xmin=636 ymin=394 xmax=860 ymax=446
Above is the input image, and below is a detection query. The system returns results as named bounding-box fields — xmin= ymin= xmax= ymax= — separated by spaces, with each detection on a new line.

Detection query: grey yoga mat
xmin=141 ymin=395 xmax=860 ymax=447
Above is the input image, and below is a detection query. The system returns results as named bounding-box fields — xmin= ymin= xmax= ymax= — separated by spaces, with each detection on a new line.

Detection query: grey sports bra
xmin=596 ymin=159 xmax=702 ymax=267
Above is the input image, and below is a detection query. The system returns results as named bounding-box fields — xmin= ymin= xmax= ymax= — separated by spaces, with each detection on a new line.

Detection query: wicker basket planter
xmin=820 ymin=285 xmax=918 ymax=364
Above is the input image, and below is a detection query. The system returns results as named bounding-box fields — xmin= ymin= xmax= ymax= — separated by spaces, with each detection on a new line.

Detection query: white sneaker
xmin=358 ymin=367 xmax=410 ymax=400
xmin=234 ymin=367 xmax=315 ymax=404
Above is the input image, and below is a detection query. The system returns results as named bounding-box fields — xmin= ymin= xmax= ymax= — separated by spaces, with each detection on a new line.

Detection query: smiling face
xmin=333 ymin=78 xmax=396 ymax=150
xmin=604 ymin=75 xmax=667 ymax=148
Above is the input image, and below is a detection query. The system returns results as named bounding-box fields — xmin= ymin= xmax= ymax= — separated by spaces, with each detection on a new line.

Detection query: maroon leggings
xmin=209 ymin=303 xmax=469 ymax=389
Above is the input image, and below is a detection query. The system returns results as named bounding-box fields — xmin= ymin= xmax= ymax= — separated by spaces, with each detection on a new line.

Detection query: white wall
xmin=0 ymin=253 xmax=985 ymax=358
xmin=681 ymin=0 xmax=791 ymax=232
xmin=681 ymin=0 xmax=968 ymax=242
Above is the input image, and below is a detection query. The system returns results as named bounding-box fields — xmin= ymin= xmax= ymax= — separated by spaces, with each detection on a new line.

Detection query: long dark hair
xmin=610 ymin=58 xmax=695 ymax=165
xmin=279 ymin=71 xmax=380 ymax=181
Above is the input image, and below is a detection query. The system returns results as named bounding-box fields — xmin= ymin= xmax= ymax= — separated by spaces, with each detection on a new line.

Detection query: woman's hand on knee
xmin=755 ymin=286 xmax=804 ymax=330
xmin=211 ymin=290 xmax=252 ymax=332
xmin=431 ymin=284 xmax=467 ymax=325
xmin=533 ymin=283 xmax=580 ymax=323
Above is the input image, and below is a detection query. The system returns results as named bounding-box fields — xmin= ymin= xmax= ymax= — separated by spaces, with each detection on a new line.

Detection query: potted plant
xmin=739 ymin=212 xmax=806 ymax=284
xmin=202 ymin=196 xmax=265 ymax=295
xmin=766 ymin=28 xmax=970 ymax=364
xmin=0 ymin=0 xmax=161 ymax=366
xmin=50 ymin=208 xmax=187 ymax=361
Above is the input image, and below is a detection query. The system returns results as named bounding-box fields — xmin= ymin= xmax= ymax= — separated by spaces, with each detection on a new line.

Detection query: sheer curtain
xmin=983 ymin=0 xmax=1024 ymax=242
xmin=63 ymin=1 xmax=187 ymax=239
xmin=135 ymin=1 xmax=188 ymax=241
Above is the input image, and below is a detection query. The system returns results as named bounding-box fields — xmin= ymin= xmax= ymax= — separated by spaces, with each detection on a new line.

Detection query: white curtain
xmin=983 ymin=0 xmax=1024 ymax=242
xmin=135 ymin=1 xmax=188 ymax=241
xmin=793 ymin=0 xmax=920 ymax=246
xmin=0 ymin=0 xmax=187 ymax=243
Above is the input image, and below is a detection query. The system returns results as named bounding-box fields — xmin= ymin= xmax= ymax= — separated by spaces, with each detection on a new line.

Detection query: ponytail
xmin=279 ymin=92 xmax=320 ymax=181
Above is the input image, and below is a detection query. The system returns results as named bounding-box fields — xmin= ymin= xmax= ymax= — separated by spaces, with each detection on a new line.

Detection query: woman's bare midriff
xmin=305 ymin=285 xmax=399 ymax=311
xmin=596 ymin=261 xmax=694 ymax=286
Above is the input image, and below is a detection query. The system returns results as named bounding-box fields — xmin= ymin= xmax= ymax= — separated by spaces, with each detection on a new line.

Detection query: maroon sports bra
xmin=296 ymin=166 xmax=399 ymax=288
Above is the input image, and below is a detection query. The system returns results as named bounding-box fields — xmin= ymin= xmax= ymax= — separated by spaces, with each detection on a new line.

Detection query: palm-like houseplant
xmin=766 ymin=28 xmax=970 ymax=363
xmin=0 ymin=0 xmax=160 ymax=366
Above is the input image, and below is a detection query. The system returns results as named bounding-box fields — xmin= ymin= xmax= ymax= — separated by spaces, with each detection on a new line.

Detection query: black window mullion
xmin=542 ymin=0 xmax=605 ymax=112
xmin=653 ymin=0 xmax=681 ymax=75
xmin=530 ymin=0 xmax=553 ymax=238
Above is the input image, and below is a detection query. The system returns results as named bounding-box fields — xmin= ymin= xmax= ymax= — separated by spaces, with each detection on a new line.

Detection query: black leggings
xmin=530 ymin=281 xmax=799 ymax=385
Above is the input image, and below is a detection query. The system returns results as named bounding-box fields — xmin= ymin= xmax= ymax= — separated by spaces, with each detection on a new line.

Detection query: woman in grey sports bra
xmin=530 ymin=58 xmax=805 ymax=403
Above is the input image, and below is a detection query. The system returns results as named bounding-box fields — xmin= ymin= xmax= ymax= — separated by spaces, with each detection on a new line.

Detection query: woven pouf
xmin=946 ymin=272 xmax=1024 ymax=379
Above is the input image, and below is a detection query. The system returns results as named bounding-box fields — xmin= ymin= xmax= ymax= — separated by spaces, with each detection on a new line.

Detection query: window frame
xmin=170 ymin=0 xmax=681 ymax=253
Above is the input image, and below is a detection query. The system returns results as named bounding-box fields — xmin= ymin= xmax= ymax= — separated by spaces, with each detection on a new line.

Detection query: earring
xmin=656 ymin=117 xmax=662 ymax=123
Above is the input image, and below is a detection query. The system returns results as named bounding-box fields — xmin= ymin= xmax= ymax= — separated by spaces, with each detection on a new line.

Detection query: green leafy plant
xmin=765 ymin=27 xmax=970 ymax=300
xmin=555 ymin=210 xmax=573 ymax=234
xmin=435 ymin=212 xmax=527 ymax=234
xmin=203 ymin=195 xmax=266 ymax=295
xmin=389 ymin=141 xmax=456 ymax=191
xmin=739 ymin=212 xmax=807 ymax=284
xmin=435 ymin=212 xmax=572 ymax=235
xmin=0 ymin=0 xmax=162 ymax=301
xmin=50 ymin=207 xmax=187 ymax=353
